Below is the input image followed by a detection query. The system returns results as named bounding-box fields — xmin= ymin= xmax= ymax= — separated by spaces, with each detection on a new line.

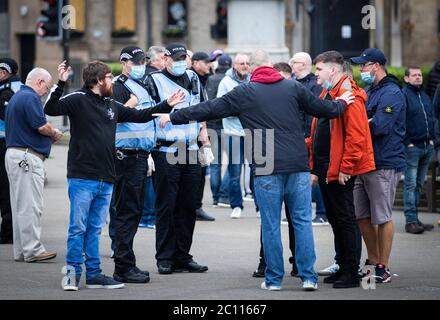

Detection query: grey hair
xmin=25 ymin=68 xmax=52 ymax=84
xmin=146 ymin=46 xmax=166 ymax=63
xmin=249 ymin=50 xmax=272 ymax=69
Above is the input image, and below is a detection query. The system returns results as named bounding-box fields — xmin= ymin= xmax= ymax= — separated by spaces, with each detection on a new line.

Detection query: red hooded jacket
xmin=306 ymin=75 xmax=375 ymax=182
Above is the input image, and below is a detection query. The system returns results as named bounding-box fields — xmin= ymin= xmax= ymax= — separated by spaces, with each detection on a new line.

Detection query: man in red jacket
xmin=307 ymin=51 xmax=375 ymax=288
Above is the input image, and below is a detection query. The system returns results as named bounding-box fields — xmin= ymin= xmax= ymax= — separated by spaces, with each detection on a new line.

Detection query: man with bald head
xmin=5 ymin=67 xmax=62 ymax=263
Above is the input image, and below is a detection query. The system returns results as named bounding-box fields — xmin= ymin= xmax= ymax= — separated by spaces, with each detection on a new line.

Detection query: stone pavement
xmin=0 ymin=145 xmax=439 ymax=300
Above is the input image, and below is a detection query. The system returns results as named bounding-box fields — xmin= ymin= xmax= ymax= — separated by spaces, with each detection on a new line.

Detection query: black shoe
xmin=133 ymin=266 xmax=150 ymax=277
xmin=196 ymin=208 xmax=215 ymax=221
xmin=173 ymin=261 xmax=208 ymax=273
xmin=324 ymin=271 xmax=343 ymax=284
xmin=252 ymin=260 xmax=266 ymax=278
xmin=113 ymin=269 xmax=150 ymax=283
xmin=405 ymin=222 xmax=424 ymax=234
xmin=158 ymin=263 xmax=173 ymax=275
xmin=333 ymin=273 xmax=360 ymax=289
xmin=418 ymin=221 xmax=434 ymax=231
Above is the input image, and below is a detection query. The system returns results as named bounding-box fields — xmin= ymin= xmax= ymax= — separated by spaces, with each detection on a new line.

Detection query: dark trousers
xmin=152 ymin=151 xmax=201 ymax=265
xmin=259 ymin=203 xmax=296 ymax=264
xmin=195 ymin=166 xmax=206 ymax=209
xmin=0 ymin=139 xmax=12 ymax=240
xmin=113 ymin=153 xmax=149 ymax=274
xmin=315 ymin=163 xmax=361 ymax=275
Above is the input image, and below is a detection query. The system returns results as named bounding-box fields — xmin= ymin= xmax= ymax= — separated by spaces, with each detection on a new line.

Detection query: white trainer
xmin=302 ymin=280 xmax=318 ymax=291
xmin=261 ymin=281 xmax=282 ymax=291
xmin=318 ymin=263 xmax=339 ymax=276
xmin=230 ymin=207 xmax=242 ymax=219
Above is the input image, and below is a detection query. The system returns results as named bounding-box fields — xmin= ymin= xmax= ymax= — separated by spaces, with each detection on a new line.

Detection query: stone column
xmin=389 ymin=0 xmax=402 ymax=67
xmin=226 ymin=0 xmax=290 ymax=62
xmin=86 ymin=0 xmax=112 ymax=61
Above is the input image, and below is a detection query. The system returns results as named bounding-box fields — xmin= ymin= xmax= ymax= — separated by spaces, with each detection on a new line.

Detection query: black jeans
xmin=152 ymin=151 xmax=201 ymax=266
xmin=113 ymin=152 xmax=149 ymax=274
xmin=315 ymin=163 xmax=361 ymax=275
xmin=0 ymin=139 xmax=12 ymax=240
xmin=195 ymin=166 xmax=206 ymax=210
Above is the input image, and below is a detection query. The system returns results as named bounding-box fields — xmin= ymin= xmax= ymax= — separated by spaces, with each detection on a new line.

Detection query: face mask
xmin=171 ymin=61 xmax=188 ymax=76
xmin=322 ymin=70 xmax=335 ymax=91
xmin=361 ymin=71 xmax=375 ymax=85
xmin=129 ymin=64 xmax=146 ymax=81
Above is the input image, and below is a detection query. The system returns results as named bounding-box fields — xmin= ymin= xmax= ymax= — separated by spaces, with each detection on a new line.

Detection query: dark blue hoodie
xmin=402 ymin=84 xmax=434 ymax=148
xmin=366 ymin=75 xmax=406 ymax=171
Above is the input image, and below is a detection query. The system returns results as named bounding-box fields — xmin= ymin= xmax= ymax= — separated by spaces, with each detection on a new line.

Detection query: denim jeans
xmin=312 ymin=184 xmax=327 ymax=218
xmin=66 ymin=178 xmax=113 ymax=280
xmin=210 ymin=164 xmax=230 ymax=203
xmin=140 ymin=176 xmax=157 ymax=225
xmin=254 ymin=172 xmax=317 ymax=287
xmin=404 ymin=144 xmax=435 ymax=224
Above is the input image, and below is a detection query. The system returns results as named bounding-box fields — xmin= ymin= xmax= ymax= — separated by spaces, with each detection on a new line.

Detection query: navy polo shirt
xmin=5 ymin=85 xmax=52 ymax=158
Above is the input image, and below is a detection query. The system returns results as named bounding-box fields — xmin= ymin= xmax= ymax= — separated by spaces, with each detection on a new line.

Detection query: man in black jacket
xmin=155 ymin=50 xmax=354 ymax=291
xmin=45 ymin=61 xmax=183 ymax=291
xmin=0 ymin=58 xmax=21 ymax=244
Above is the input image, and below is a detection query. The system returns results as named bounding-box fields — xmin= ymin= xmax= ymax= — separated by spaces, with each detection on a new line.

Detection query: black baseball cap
xmin=120 ymin=46 xmax=146 ymax=63
xmin=164 ymin=43 xmax=188 ymax=60
xmin=192 ymin=52 xmax=215 ymax=63
xmin=0 ymin=58 xmax=18 ymax=74
xmin=218 ymin=54 xmax=232 ymax=66
xmin=351 ymin=48 xmax=387 ymax=66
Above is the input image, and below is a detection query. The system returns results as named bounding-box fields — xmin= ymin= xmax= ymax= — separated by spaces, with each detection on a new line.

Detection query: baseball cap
xmin=0 ymin=58 xmax=19 ymax=74
xmin=120 ymin=46 xmax=146 ymax=63
xmin=218 ymin=54 xmax=232 ymax=66
xmin=164 ymin=43 xmax=188 ymax=60
xmin=210 ymin=49 xmax=224 ymax=61
xmin=192 ymin=52 xmax=215 ymax=63
xmin=350 ymin=48 xmax=387 ymax=66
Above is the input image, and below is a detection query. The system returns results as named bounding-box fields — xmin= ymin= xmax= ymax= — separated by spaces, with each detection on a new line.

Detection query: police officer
xmin=146 ymin=43 xmax=210 ymax=274
xmin=0 ymin=58 xmax=22 ymax=244
xmin=110 ymin=46 xmax=159 ymax=283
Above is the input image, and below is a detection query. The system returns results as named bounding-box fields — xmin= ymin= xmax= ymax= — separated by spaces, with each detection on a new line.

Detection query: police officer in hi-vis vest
xmin=146 ymin=43 xmax=212 ymax=274
xmin=110 ymin=46 xmax=163 ymax=284
xmin=0 ymin=58 xmax=22 ymax=244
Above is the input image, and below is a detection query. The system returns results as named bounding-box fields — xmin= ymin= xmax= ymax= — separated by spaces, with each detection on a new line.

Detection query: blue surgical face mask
xmin=129 ymin=64 xmax=146 ymax=81
xmin=322 ymin=80 xmax=333 ymax=91
xmin=171 ymin=60 xmax=188 ymax=76
xmin=361 ymin=71 xmax=375 ymax=85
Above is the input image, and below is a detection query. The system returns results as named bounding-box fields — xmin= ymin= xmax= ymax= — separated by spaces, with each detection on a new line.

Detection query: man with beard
xmin=45 ymin=61 xmax=184 ymax=291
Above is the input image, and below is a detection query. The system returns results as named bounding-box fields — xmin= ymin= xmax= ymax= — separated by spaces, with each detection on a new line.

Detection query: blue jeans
xmin=210 ymin=164 xmax=230 ymax=203
xmin=404 ymin=144 xmax=435 ymax=224
xmin=312 ymin=184 xmax=326 ymax=218
xmin=140 ymin=176 xmax=157 ymax=225
xmin=254 ymin=172 xmax=317 ymax=287
xmin=66 ymin=178 xmax=114 ymax=280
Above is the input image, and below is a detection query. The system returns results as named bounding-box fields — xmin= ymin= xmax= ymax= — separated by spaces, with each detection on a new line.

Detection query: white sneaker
xmin=230 ymin=207 xmax=242 ymax=219
xmin=318 ymin=263 xmax=339 ymax=276
xmin=302 ymin=280 xmax=318 ymax=291
xmin=261 ymin=281 xmax=282 ymax=291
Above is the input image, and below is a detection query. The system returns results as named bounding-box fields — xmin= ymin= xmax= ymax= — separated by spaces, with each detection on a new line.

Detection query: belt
xmin=156 ymin=140 xmax=197 ymax=148
xmin=10 ymin=147 xmax=46 ymax=161
xmin=118 ymin=149 xmax=150 ymax=156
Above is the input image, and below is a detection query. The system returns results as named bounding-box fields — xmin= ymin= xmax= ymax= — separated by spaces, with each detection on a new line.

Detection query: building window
xmin=113 ymin=0 xmax=136 ymax=37
xmin=162 ymin=0 xmax=187 ymax=38
xmin=70 ymin=0 xmax=85 ymax=37
xmin=211 ymin=0 xmax=227 ymax=39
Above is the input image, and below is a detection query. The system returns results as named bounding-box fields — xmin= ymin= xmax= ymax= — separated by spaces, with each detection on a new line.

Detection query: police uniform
xmin=148 ymin=44 xmax=208 ymax=273
xmin=0 ymin=58 xmax=21 ymax=244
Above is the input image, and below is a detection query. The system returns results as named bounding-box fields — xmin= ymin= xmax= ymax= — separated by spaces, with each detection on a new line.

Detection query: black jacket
xmin=402 ymin=84 xmax=435 ymax=147
xmin=170 ymin=75 xmax=347 ymax=176
xmin=44 ymin=81 xmax=171 ymax=183
xmin=296 ymin=73 xmax=322 ymax=137
xmin=427 ymin=60 xmax=440 ymax=98
xmin=0 ymin=74 xmax=21 ymax=120
xmin=205 ymin=67 xmax=228 ymax=131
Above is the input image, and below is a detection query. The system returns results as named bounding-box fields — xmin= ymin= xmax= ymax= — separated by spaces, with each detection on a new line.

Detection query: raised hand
xmin=152 ymin=113 xmax=171 ymax=128
xmin=57 ymin=60 xmax=72 ymax=82
xmin=336 ymin=91 xmax=355 ymax=105
xmin=166 ymin=90 xmax=185 ymax=107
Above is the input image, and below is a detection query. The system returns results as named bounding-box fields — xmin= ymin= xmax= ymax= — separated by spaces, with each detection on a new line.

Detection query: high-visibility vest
xmin=150 ymin=70 xmax=201 ymax=153
xmin=114 ymin=75 xmax=156 ymax=151
xmin=0 ymin=81 xmax=22 ymax=138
